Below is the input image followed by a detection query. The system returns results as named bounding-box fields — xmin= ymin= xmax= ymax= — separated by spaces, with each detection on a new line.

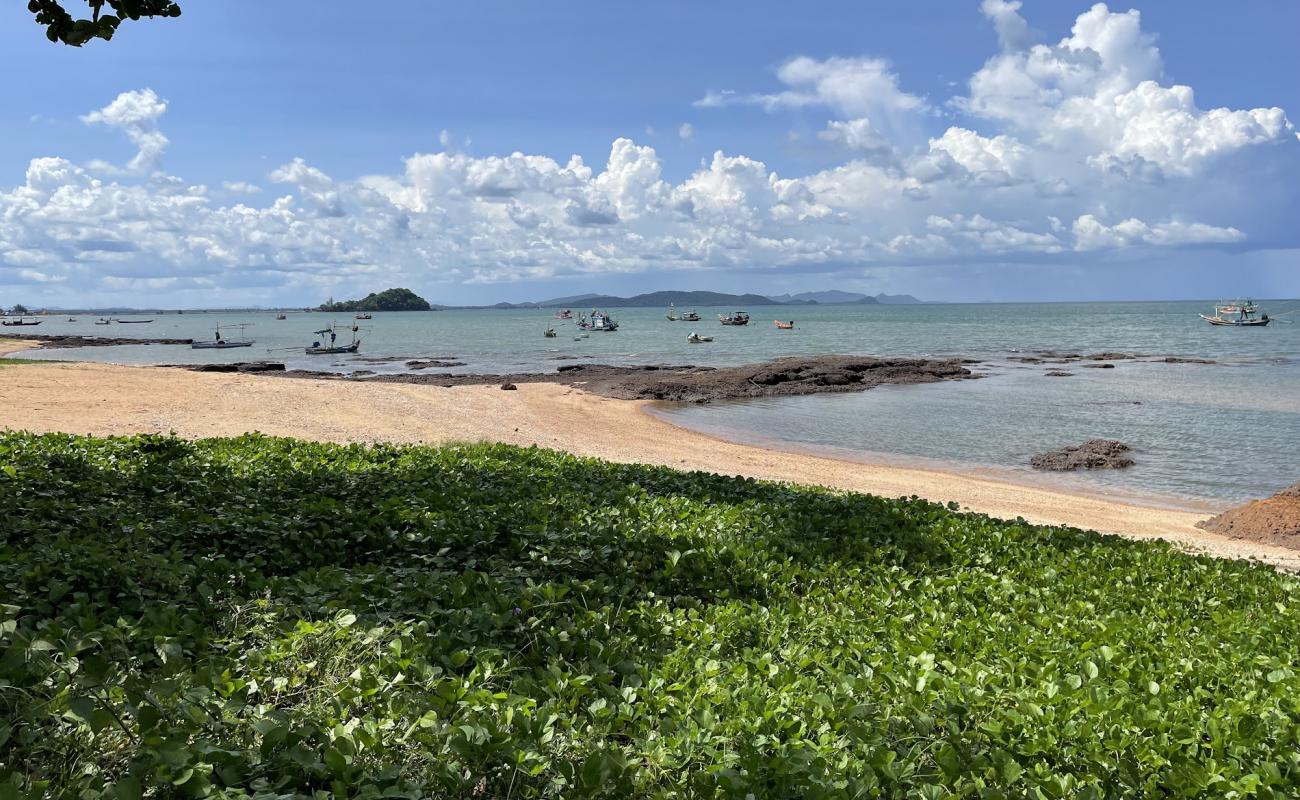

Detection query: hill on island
xmin=318 ymin=287 xmax=431 ymax=312
xmin=531 ymin=290 xmax=786 ymax=308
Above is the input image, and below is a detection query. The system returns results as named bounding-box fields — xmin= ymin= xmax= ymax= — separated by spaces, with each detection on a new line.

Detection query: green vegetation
xmin=317 ymin=288 xmax=431 ymax=313
xmin=3 ymin=432 xmax=1300 ymax=798
xmin=28 ymin=1 xmax=181 ymax=46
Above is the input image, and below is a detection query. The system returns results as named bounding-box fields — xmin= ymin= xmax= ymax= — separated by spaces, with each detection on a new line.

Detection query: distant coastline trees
xmin=28 ymin=0 xmax=181 ymax=46
xmin=318 ymin=288 xmax=432 ymax=312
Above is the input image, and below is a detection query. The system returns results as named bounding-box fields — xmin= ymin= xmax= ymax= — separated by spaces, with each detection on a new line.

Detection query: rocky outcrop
xmin=1031 ymin=439 xmax=1134 ymax=471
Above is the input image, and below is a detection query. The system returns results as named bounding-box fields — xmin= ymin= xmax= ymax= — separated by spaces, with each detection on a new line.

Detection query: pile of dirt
xmin=1031 ymin=439 xmax=1135 ymax=471
xmin=1196 ymin=484 xmax=1300 ymax=549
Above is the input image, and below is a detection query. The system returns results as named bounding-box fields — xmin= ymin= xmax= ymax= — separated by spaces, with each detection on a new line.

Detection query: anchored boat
xmin=1201 ymin=300 xmax=1270 ymax=327
xmin=687 ymin=331 xmax=713 ymax=343
xmin=192 ymin=324 xmax=255 ymax=349
xmin=718 ymin=311 xmax=750 ymax=326
xmin=0 ymin=317 xmax=41 ymax=327
xmin=306 ymin=323 xmax=363 ymax=354
xmin=577 ymin=310 xmax=619 ymax=331
xmin=774 ymin=320 xmax=795 ymax=329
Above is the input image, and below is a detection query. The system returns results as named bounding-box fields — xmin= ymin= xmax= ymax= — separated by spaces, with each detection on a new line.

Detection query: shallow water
xmin=13 ymin=300 xmax=1300 ymax=505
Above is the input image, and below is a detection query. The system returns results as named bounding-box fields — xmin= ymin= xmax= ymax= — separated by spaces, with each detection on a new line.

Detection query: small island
xmin=318 ymin=287 xmax=431 ymax=312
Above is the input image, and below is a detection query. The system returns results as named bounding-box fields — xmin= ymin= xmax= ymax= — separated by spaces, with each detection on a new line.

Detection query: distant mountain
xmin=532 ymin=290 xmax=783 ymax=308
xmin=533 ymin=292 xmax=604 ymax=307
xmin=872 ymin=293 xmax=920 ymax=304
xmin=767 ymin=290 xmax=874 ymax=304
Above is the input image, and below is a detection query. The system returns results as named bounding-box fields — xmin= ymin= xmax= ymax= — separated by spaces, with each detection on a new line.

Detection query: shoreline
xmin=2 ymin=358 xmax=1297 ymax=570
xmin=644 ymin=403 xmax=1226 ymax=517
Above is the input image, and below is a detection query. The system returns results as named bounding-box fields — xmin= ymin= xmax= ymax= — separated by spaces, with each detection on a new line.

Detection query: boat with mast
xmin=1200 ymin=299 xmax=1271 ymax=327
xmin=576 ymin=310 xmax=619 ymax=331
xmin=718 ymin=311 xmax=750 ymax=326
xmin=306 ymin=323 xmax=363 ymax=354
xmin=192 ymin=324 xmax=255 ymax=349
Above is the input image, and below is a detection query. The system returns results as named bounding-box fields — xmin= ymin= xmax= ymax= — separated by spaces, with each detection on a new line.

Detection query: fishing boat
xmin=66 ymin=317 xmax=76 ymax=322
xmin=687 ymin=332 xmax=713 ymax=343
xmin=774 ymin=320 xmax=795 ymax=329
xmin=0 ymin=317 xmax=42 ymax=327
xmin=355 ymin=312 xmax=372 ymax=320
xmin=117 ymin=318 xmax=154 ymax=324
xmin=554 ymin=309 xmax=573 ymax=320
xmin=306 ymin=324 xmax=363 ymax=354
xmin=679 ymin=309 xmax=701 ymax=321
xmin=718 ymin=311 xmax=750 ymax=326
xmin=94 ymin=318 xmax=113 ymax=325
xmin=544 ymin=327 xmax=557 ymax=338
xmin=192 ymin=324 xmax=255 ymax=349
xmin=275 ymin=312 xmax=287 ymax=320
xmin=666 ymin=304 xmax=677 ymax=321
xmin=1200 ymin=300 xmax=1270 ymax=327
xmin=577 ymin=310 xmax=619 ymax=332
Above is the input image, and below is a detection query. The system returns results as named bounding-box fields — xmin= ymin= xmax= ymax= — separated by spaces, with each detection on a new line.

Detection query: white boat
xmin=687 ymin=332 xmax=713 ymax=343
xmin=577 ymin=310 xmax=619 ymax=331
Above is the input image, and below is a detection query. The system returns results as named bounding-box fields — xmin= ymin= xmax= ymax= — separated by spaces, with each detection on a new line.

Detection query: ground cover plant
xmin=2 ymin=431 xmax=1299 ymax=798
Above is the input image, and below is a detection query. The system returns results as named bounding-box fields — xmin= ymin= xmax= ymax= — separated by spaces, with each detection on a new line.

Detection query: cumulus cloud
xmin=2 ymin=2 xmax=1297 ymax=304
xmin=81 ymin=89 xmax=170 ymax=172
xmin=962 ymin=2 xmax=1295 ymax=178
xmin=696 ymin=56 xmax=925 ymax=126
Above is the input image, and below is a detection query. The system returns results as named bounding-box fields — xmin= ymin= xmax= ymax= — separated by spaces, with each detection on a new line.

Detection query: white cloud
xmin=695 ymin=56 xmax=924 ymax=123
xmin=2 ymin=2 xmax=1297 ymax=304
xmin=962 ymin=2 xmax=1294 ymax=178
xmin=80 ymin=89 xmax=170 ymax=172
xmin=222 ymin=181 xmax=262 ymax=194
xmin=678 ymin=122 xmax=694 ymax=140
xmin=1072 ymin=214 xmax=1244 ymax=250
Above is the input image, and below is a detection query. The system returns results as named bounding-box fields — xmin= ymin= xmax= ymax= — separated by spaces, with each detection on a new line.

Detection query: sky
xmin=1 ymin=1 xmax=1298 ymax=307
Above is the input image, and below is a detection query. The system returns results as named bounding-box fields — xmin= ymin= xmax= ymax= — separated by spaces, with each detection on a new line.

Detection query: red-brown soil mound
xmin=1197 ymin=484 xmax=1300 ymax=549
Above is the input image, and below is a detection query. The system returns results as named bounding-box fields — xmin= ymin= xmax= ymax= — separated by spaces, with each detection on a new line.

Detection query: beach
xmin=3 ymin=356 xmax=1296 ymax=570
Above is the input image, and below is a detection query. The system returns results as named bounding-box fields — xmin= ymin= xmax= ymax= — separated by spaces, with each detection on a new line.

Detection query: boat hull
xmin=1200 ymin=314 xmax=1270 ymax=327
xmin=305 ymin=342 xmax=361 ymax=354
xmin=192 ymin=341 xmax=255 ymax=349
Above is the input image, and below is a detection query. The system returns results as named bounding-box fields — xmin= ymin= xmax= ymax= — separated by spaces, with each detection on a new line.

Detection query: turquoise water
xmin=13 ymin=301 xmax=1300 ymax=506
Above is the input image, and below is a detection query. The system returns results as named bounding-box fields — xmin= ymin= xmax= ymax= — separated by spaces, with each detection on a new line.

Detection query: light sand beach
xmin=2 ymin=357 xmax=1296 ymax=570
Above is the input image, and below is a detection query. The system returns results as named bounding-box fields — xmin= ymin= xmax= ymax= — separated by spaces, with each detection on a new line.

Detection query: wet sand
xmin=3 ymin=360 xmax=1297 ymax=571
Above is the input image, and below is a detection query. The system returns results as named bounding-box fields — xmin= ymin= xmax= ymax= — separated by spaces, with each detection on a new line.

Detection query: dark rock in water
xmin=2 ymin=333 xmax=192 ymax=348
xmin=1085 ymin=352 xmax=1137 ymax=361
xmin=1010 ymin=356 xmax=1044 ymax=364
xmin=1031 ymin=439 xmax=1134 ymax=471
xmin=185 ymin=362 xmax=286 ymax=373
xmin=269 ymin=355 xmax=973 ymax=403
xmin=1158 ymin=356 xmax=1217 ymax=364
xmin=352 ymin=370 xmax=376 ymax=376
xmin=406 ymin=359 xmax=467 ymax=370
xmin=1082 ymin=363 xmax=1115 ymax=369
xmin=1196 ymin=483 xmax=1300 ymax=549
xmin=1044 ymin=370 xmax=1074 ymax=377
xmin=500 ymin=382 xmax=517 ymax=391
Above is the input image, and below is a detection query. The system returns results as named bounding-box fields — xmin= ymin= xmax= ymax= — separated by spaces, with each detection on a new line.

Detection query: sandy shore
xmin=3 ymin=359 xmax=1296 ymax=570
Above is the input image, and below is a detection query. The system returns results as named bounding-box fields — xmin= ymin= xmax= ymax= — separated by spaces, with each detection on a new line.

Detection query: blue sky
xmin=1 ymin=1 xmax=1298 ymax=306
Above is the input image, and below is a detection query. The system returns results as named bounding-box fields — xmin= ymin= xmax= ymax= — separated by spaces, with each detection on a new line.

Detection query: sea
xmin=14 ymin=300 xmax=1300 ymax=510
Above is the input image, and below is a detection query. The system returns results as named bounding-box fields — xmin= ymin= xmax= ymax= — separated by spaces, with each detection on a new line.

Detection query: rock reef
xmin=1031 ymin=439 xmax=1135 ymax=471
